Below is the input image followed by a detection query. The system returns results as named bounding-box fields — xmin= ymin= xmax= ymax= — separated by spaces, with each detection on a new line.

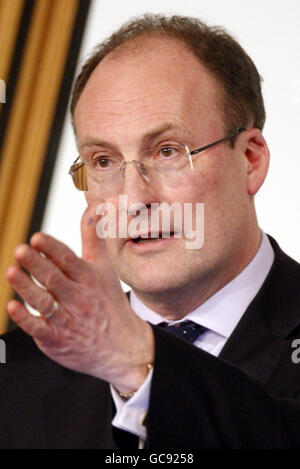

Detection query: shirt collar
xmin=130 ymin=232 xmax=275 ymax=339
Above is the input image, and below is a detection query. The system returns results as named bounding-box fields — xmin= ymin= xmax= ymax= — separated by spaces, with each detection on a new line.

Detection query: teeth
xmin=131 ymin=232 xmax=174 ymax=243
xmin=133 ymin=237 xmax=156 ymax=243
xmin=137 ymin=238 xmax=158 ymax=243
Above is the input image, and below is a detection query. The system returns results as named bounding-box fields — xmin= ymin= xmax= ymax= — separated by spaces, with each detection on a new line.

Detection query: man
xmin=1 ymin=14 xmax=300 ymax=448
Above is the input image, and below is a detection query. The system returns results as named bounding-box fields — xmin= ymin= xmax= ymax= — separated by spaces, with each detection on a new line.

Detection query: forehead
xmin=74 ymin=35 xmax=224 ymax=139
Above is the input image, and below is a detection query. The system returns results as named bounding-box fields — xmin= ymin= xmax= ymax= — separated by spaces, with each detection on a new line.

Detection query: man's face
xmin=74 ymin=36 xmax=253 ymax=298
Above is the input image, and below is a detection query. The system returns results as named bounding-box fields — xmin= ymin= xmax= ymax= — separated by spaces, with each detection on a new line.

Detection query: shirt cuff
xmin=110 ymin=367 xmax=153 ymax=440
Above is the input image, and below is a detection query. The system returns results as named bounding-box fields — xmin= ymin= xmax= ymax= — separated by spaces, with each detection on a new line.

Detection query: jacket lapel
xmin=219 ymin=236 xmax=300 ymax=384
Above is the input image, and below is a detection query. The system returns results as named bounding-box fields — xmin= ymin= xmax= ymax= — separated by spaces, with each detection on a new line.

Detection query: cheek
xmin=85 ymin=175 xmax=100 ymax=195
xmin=174 ymin=166 xmax=240 ymax=232
xmin=167 ymin=169 xmax=221 ymax=204
xmin=85 ymin=192 xmax=94 ymax=205
xmin=104 ymin=239 xmax=120 ymax=270
xmin=85 ymin=192 xmax=108 ymax=207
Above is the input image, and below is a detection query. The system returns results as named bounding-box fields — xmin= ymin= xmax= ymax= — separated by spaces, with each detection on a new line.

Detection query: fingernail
xmin=30 ymin=232 xmax=43 ymax=246
xmin=14 ymin=244 xmax=29 ymax=259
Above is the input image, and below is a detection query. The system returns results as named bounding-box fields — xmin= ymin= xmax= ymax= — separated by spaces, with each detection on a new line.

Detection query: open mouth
xmin=131 ymin=232 xmax=175 ymax=244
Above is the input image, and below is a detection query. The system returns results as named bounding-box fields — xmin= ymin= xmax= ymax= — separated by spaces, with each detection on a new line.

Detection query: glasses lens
xmin=139 ymin=143 xmax=190 ymax=187
xmin=85 ymin=159 xmax=123 ymax=194
xmin=70 ymin=163 xmax=88 ymax=191
xmin=69 ymin=144 xmax=191 ymax=193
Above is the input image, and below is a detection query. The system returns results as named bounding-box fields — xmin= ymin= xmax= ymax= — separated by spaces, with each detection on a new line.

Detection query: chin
xmin=120 ymin=267 xmax=191 ymax=296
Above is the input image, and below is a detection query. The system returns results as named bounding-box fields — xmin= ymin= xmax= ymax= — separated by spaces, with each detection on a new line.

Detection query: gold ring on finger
xmin=43 ymin=299 xmax=59 ymax=319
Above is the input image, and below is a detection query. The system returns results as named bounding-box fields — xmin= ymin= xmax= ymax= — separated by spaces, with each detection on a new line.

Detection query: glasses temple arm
xmin=190 ymin=127 xmax=246 ymax=156
xmin=68 ymin=156 xmax=85 ymax=174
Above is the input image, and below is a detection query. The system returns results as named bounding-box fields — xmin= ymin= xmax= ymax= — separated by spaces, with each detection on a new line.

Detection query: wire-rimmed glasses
xmin=69 ymin=127 xmax=245 ymax=193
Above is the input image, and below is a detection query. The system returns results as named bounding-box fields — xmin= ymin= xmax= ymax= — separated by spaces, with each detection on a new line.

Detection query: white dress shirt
xmin=111 ymin=232 xmax=275 ymax=441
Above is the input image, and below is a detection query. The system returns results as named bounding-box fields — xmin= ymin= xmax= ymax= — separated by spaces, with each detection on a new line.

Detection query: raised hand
xmin=6 ymin=202 xmax=154 ymax=393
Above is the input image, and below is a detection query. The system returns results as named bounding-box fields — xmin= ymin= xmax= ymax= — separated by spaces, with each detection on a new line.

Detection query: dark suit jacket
xmin=0 ymin=236 xmax=299 ymax=448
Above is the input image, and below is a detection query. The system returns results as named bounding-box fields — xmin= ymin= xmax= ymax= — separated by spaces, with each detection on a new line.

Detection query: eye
xmin=96 ymin=158 xmax=110 ymax=168
xmin=160 ymin=147 xmax=175 ymax=158
xmin=156 ymin=144 xmax=185 ymax=161
xmin=91 ymin=156 xmax=115 ymax=169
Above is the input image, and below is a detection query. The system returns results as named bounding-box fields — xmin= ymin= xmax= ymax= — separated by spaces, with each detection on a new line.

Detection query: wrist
xmin=114 ymin=320 xmax=155 ymax=396
xmin=116 ymin=363 xmax=153 ymax=400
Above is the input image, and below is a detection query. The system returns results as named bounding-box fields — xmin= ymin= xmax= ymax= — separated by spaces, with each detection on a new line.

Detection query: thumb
xmin=81 ymin=200 xmax=124 ymax=293
xmin=81 ymin=200 xmax=107 ymax=264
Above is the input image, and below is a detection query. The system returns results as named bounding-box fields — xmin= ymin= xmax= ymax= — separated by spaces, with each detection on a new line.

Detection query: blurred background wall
xmin=0 ymin=0 xmax=299 ymax=333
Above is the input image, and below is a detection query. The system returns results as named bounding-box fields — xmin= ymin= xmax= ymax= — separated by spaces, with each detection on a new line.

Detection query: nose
xmin=120 ymin=160 xmax=150 ymax=183
xmin=120 ymin=159 xmax=160 ymax=210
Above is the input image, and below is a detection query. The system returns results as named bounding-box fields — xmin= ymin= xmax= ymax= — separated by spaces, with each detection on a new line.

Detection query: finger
xmin=13 ymin=244 xmax=74 ymax=303
xmin=30 ymin=232 xmax=90 ymax=281
xmin=81 ymin=200 xmax=109 ymax=264
xmin=7 ymin=299 xmax=50 ymax=342
xmin=6 ymin=265 xmax=61 ymax=318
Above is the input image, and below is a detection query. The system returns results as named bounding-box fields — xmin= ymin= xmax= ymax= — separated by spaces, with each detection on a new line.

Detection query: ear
xmin=241 ymin=129 xmax=270 ymax=195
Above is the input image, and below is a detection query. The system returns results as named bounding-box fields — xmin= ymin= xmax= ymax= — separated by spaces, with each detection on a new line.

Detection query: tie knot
xmin=158 ymin=320 xmax=206 ymax=344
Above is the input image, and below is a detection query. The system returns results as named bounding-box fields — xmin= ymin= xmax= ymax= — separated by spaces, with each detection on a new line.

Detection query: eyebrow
xmin=142 ymin=123 xmax=186 ymax=143
xmin=78 ymin=122 xmax=191 ymax=151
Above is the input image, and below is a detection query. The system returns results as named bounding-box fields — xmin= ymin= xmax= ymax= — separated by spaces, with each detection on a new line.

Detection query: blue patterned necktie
xmin=159 ymin=320 xmax=206 ymax=343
